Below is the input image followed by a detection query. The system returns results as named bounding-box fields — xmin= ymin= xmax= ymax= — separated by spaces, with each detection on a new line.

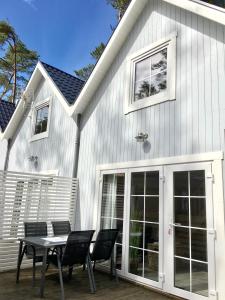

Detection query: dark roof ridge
xmin=40 ymin=61 xmax=84 ymax=83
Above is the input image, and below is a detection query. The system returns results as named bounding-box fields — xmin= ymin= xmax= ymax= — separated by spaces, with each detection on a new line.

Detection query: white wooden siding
xmin=77 ymin=0 xmax=225 ymax=229
xmin=8 ymin=78 xmax=78 ymax=177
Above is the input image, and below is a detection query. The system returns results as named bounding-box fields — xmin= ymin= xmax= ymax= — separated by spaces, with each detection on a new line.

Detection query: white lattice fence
xmin=0 ymin=170 xmax=78 ymax=271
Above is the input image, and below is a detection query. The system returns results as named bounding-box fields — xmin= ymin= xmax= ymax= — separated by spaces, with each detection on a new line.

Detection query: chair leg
xmin=32 ymin=258 xmax=36 ymax=287
xmin=16 ymin=241 xmax=25 ymax=283
xmin=57 ymin=255 xmax=65 ymax=300
xmin=68 ymin=266 xmax=73 ymax=280
xmin=86 ymin=255 xmax=96 ymax=293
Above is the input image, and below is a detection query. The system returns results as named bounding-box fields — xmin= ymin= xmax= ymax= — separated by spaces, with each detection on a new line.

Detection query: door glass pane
xmin=190 ymin=170 xmax=205 ymax=196
xmin=175 ymin=258 xmax=190 ymax=291
xmin=130 ymin=196 xmax=144 ymax=220
xmin=145 ymin=197 xmax=159 ymax=222
xmin=191 ymin=198 xmax=206 ymax=228
xmin=145 ymin=223 xmax=159 ymax=251
xmin=191 ymin=229 xmax=207 ymax=262
xmin=129 ymin=248 xmax=143 ymax=276
xmin=146 ymin=171 xmax=159 ymax=195
xmin=100 ymin=173 xmax=125 ymax=270
xmin=174 ymin=198 xmax=189 ymax=226
xmin=173 ymin=169 xmax=209 ymax=296
xmin=175 ymin=227 xmax=190 ymax=258
xmin=192 ymin=261 xmax=208 ymax=297
xmin=131 ymin=173 xmax=144 ymax=195
xmin=129 ymin=171 xmax=159 ymax=282
xmin=144 ymin=251 xmax=158 ymax=281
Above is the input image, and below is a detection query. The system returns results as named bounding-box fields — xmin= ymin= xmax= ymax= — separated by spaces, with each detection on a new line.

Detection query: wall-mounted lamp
xmin=135 ymin=132 xmax=148 ymax=143
xmin=28 ymin=155 xmax=38 ymax=162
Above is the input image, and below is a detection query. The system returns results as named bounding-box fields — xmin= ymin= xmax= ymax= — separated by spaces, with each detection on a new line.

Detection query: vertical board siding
xmin=78 ymin=0 xmax=225 ymax=229
xmin=8 ymin=79 xmax=77 ymax=177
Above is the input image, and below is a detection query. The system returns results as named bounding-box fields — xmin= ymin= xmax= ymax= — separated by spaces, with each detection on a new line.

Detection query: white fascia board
xmin=38 ymin=62 xmax=71 ymax=115
xmin=164 ymin=0 xmax=225 ymax=26
xmin=69 ymin=0 xmax=148 ymax=117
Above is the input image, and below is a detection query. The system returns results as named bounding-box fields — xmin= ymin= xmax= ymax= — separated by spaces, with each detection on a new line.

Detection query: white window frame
xmin=30 ymin=96 xmax=52 ymax=142
xmin=125 ymin=32 xmax=177 ymax=114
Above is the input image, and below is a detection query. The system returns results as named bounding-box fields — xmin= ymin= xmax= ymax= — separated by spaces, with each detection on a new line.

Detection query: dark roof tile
xmin=0 ymin=100 xmax=16 ymax=132
xmin=41 ymin=62 xmax=85 ymax=105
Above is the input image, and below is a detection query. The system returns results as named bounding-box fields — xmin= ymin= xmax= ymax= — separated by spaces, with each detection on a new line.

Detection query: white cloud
xmin=23 ymin=0 xmax=37 ymax=10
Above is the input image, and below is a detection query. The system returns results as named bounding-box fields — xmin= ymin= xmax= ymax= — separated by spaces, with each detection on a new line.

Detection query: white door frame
xmin=164 ymin=162 xmax=216 ymax=300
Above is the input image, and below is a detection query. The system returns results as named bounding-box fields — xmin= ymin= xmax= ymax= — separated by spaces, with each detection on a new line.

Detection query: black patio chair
xmin=17 ymin=222 xmax=48 ymax=286
xmin=90 ymin=229 xmax=119 ymax=282
xmin=52 ymin=221 xmax=71 ymax=236
xmin=48 ymin=230 xmax=95 ymax=300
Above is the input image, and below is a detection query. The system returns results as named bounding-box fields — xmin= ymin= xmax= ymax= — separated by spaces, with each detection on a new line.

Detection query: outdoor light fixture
xmin=28 ymin=155 xmax=38 ymax=162
xmin=135 ymin=132 xmax=148 ymax=143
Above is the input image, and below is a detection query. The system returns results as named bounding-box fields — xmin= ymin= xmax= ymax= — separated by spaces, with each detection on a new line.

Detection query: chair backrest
xmin=24 ymin=222 xmax=47 ymax=237
xmin=52 ymin=221 xmax=71 ymax=236
xmin=62 ymin=230 xmax=95 ymax=266
xmin=91 ymin=229 xmax=119 ymax=261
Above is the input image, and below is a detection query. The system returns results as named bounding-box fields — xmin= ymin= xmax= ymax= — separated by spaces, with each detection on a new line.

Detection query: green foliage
xmin=107 ymin=0 xmax=131 ymax=20
xmin=74 ymin=63 xmax=95 ymax=82
xmin=90 ymin=42 xmax=106 ymax=61
xmin=0 ymin=20 xmax=38 ymax=103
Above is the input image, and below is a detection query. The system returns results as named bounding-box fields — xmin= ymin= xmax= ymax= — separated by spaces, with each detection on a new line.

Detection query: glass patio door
xmin=164 ymin=163 xmax=216 ymax=300
xmin=125 ymin=167 xmax=164 ymax=289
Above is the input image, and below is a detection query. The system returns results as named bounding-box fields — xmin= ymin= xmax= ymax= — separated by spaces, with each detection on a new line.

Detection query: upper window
xmin=30 ymin=97 xmax=51 ymax=142
xmin=34 ymin=105 xmax=49 ymax=135
xmin=200 ymin=0 xmax=225 ymax=9
xmin=125 ymin=33 xmax=176 ymax=114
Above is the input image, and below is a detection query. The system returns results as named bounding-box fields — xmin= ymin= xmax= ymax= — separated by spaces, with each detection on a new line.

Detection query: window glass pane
xmin=174 ymin=197 xmax=189 ymax=226
xmin=131 ymin=173 xmax=144 ymax=195
xmin=145 ymin=223 xmax=159 ymax=251
xmin=175 ymin=258 xmax=190 ymax=291
xmin=101 ymin=195 xmax=114 ymax=218
xmin=145 ymin=197 xmax=159 ymax=222
xmin=134 ymin=80 xmax=150 ymax=101
xmin=115 ymin=196 xmax=124 ymax=219
xmin=175 ymin=227 xmax=190 ymax=258
xmin=201 ymin=0 xmax=225 ymax=9
xmin=111 ymin=219 xmax=123 ymax=244
xmin=174 ymin=172 xmax=188 ymax=196
xmin=135 ymin=57 xmax=150 ymax=81
xmin=116 ymin=244 xmax=123 ymax=270
xmin=192 ymin=261 xmax=208 ymax=297
xmin=130 ymin=196 xmax=144 ymax=221
xmin=150 ymin=71 xmax=167 ymax=96
xmin=102 ymin=174 xmax=114 ymax=194
xmin=191 ymin=229 xmax=207 ymax=262
xmin=144 ymin=251 xmax=158 ymax=281
xmin=129 ymin=221 xmax=143 ymax=248
xmin=34 ymin=105 xmax=49 ymax=134
xmin=191 ymin=198 xmax=206 ymax=228
xmin=190 ymin=170 xmax=205 ymax=196
xmin=146 ymin=171 xmax=159 ymax=195
xmin=129 ymin=248 xmax=143 ymax=276
xmin=151 ymin=48 xmax=167 ymax=76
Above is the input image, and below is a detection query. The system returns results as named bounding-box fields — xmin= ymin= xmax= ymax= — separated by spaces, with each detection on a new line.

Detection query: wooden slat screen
xmin=0 ymin=170 xmax=78 ymax=272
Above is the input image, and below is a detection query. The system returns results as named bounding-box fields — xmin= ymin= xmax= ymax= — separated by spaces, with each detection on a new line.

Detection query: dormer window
xmin=125 ymin=33 xmax=177 ymax=114
xmin=31 ymin=97 xmax=52 ymax=142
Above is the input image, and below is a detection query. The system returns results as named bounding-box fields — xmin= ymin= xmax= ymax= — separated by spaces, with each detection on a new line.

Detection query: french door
xmin=98 ymin=163 xmax=215 ymax=300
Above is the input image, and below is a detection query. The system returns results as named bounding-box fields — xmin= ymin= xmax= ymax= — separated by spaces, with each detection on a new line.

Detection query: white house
xmin=0 ymin=61 xmax=84 ymax=177
xmin=67 ymin=1 xmax=225 ymax=300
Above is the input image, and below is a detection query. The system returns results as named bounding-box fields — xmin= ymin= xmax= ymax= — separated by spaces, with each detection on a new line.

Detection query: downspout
xmin=72 ymin=114 xmax=81 ymax=178
xmin=4 ymin=138 xmax=11 ymax=171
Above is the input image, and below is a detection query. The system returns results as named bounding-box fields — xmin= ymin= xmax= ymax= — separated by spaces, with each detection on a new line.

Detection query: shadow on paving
xmin=0 ymin=267 xmax=178 ymax=300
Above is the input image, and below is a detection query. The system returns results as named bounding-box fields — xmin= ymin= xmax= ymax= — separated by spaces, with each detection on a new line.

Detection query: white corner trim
xmin=30 ymin=96 xmax=52 ymax=142
xmin=125 ymin=32 xmax=177 ymax=114
xmin=96 ymin=151 xmax=224 ymax=171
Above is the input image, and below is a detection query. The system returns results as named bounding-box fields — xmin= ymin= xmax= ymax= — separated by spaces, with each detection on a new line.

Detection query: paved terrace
xmin=0 ymin=268 xmax=181 ymax=300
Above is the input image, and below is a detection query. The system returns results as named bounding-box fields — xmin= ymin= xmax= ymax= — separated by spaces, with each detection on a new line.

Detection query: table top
xmin=19 ymin=235 xmax=68 ymax=248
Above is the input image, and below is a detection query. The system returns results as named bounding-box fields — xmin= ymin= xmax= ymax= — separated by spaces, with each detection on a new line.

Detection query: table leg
xmin=40 ymin=248 xmax=48 ymax=298
xmin=16 ymin=241 xmax=23 ymax=283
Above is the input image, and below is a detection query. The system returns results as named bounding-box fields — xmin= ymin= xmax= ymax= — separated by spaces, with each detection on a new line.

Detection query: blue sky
xmin=0 ymin=0 xmax=117 ymax=75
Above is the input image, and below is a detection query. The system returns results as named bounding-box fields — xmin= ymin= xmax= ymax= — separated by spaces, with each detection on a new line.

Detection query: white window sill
xmin=30 ymin=131 xmax=49 ymax=142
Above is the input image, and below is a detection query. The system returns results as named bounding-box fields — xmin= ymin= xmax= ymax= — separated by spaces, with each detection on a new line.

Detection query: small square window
xmin=125 ymin=33 xmax=176 ymax=114
xmin=34 ymin=105 xmax=49 ymax=135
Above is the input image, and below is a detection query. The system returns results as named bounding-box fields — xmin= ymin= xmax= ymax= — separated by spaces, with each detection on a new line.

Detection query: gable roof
xmin=0 ymin=100 xmax=16 ymax=132
xmin=41 ymin=62 xmax=84 ymax=105
xmin=69 ymin=0 xmax=225 ymax=117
